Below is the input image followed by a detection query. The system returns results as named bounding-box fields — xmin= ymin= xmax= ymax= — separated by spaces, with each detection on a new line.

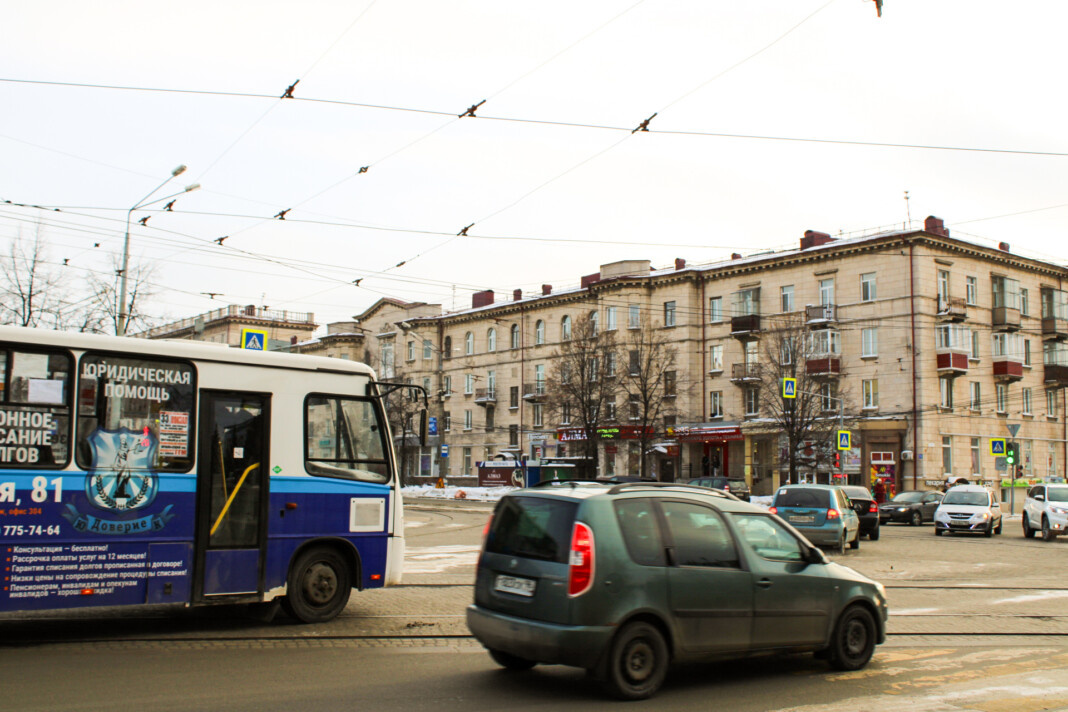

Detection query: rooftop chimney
xmin=731 ymin=253 xmax=742 ymax=260
xmin=472 ymin=290 xmax=494 ymax=309
xmin=290 ymin=335 xmax=297 ymax=345
xmin=513 ymin=289 xmax=522 ymax=301
xmin=580 ymin=272 xmax=601 ymax=289
xmin=924 ymin=215 xmax=949 ymax=237
xmin=998 ymin=242 xmax=1011 ymax=252
xmin=675 ymin=258 xmax=686 ymax=270
xmin=542 ymin=284 xmax=552 ymax=295
xmin=799 ymin=230 xmax=834 ymax=250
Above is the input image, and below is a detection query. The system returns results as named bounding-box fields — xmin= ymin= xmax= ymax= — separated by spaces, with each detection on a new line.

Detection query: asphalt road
xmin=3 ymin=498 xmax=1068 ymax=711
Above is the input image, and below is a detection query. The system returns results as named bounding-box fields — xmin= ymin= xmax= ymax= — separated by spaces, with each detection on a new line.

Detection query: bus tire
xmin=282 ymin=546 xmax=352 ymax=623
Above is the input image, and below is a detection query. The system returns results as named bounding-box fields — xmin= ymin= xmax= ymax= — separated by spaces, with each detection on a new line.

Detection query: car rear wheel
xmin=868 ymin=526 xmax=880 ymax=541
xmin=934 ymin=528 xmax=943 ymax=536
xmin=827 ymin=605 xmax=876 ymax=671
xmin=834 ymin=533 xmax=846 ymax=555
xmin=599 ymin=621 xmax=669 ymax=700
xmin=1023 ymin=516 xmax=1036 ymax=538
xmin=849 ymin=530 xmax=860 ymax=550
xmin=489 ymin=648 xmax=537 ymax=671
xmin=1043 ymin=517 xmax=1057 ymax=542
xmin=910 ymin=511 xmax=922 ymax=526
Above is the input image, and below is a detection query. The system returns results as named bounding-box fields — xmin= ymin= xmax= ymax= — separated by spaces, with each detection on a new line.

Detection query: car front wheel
xmin=282 ymin=546 xmax=352 ymax=623
xmin=827 ymin=605 xmax=877 ymax=671
xmin=910 ymin=511 xmax=922 ymax=526
xmin=1043 ymin=517 xmax=1057 ymax=542
xmin=599 ymin=622 xmax=669 ymax=700
xmin=1023 ymin=516 xmax=1035 ymax=538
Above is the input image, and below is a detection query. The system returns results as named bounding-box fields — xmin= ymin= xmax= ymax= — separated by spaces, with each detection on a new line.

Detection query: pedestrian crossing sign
xmin=990 ymin=438 xmax=1006 ymax=456
xmin=241 ymin=328 xmax=268 ymax=351
xmin=782 ymin=378 xmax=797 ymax=399
xmin=837 ymin=430 xmax=851 ymax=450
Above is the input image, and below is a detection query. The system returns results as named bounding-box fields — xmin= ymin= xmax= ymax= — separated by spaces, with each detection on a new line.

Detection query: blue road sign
xmin=428 ymin=417 xmax=437 ymax=435
xmin=990 ymin=438 xmax=1006 ymax=456
xmin=241 ymin=328 xmax=267 ymax=351
xmin=837 ymin=430 xmax=851 ymax=450
xmin=440 ymin=444 xmax=449 ymax=458
xmin=782 ymin=378 xmax=797 ymax=399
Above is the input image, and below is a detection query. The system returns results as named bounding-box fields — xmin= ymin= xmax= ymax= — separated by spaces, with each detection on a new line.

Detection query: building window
xmin=509 ymin=424 xmax=519 ymax=447
xmin=443 ymin=411 xmax=451 ymax=432
xmin=1025 ymin=339 xmax=1032 ymax=366
xmin=938 ymin=270 xmax=950 ymax=306
xmin=534 ymin=320 xmax=545 ymax=345
xmin=970 ymin=331 xmax=980 ymax=360
xmin=532 ymin=403 xmax=543 ymax=428
xmin=423 ymin=339 xmax=432 ymax=359
xmin=1048 ymin=389 xmax=1059 ymax=418
xmin=971 ymin=437 xmax=980 ymax=475
xmin=590 ymin=311 xmax=599 ymax=336
xmin=664 ymin=301 xmax=676 ymax=327
xmin=511 ymin=324 xmax=519 ymax=349
xmin=509 ymin=386 xmax=519 ymax=409
xmin=664 ymin=371 xmax=677 ymax=397
xmin=606 ymin=352 xmax=617 ymax=377
xmin=485 ymin=405 xmax=495 ymax=431
xmin=709 ymin=344 xmax=723 ymax=372
xmin=860 ymin=273 xmax=876 ymax=302
xmin=605 ymin=396 xmax=617 ymax=421
xmin=710 ymin=391 xmax=723 ymax=418
xmin=992 ymin=276 xmax=1020 ymax=309
xmin=940 ymin=378 xmax=953 ymax=409
xmin=780 ymin=285 xmax=794 ymax=313
xmin=809 ymin=329 xmax=841 ymax=356
xmin=996 ymin=383 xmax=1008 ymax=413
xmin=629 ymin=350 xmax=640 ymax=376
xmin=966 ymin=276 xmax=978 ymax=305
xmin=629 ymin=394 xmax=640 ymax=420
xmin=1021 ymin=287 xmax=1029 ymax=316
xmin=443 ymin=375 xmax=452 ymax=395
xmin=1049 ymin=442 xmax=1059 ymax=477
xmin=422 ymin=377 xmax=431 ymax=395
xmin=709 ymin=296 xmax=723 ymax=322
xmin=407 ymin=340 xmax=415 ymax=361
xmin=629 ymin=304 xmax=641 ymax=329
xmin=588 ymin=357 xmax=599 ymax=382
xmin=487 ymin=328 xmax=496 ymax=352
xmin=862 ymin=379 xmax=878 ymax=409
xmin=487 ymin=370 xmax=496 ymax=398
xmin=534 ymin=364 xmax=545 ymax=394
xmin=561 ymin=315 xmax=571 ymax=341
xmin=861 ymin=328 xmax=878 ymax=357
xmin=561 ymin=403 xmax=571 ymax=424
xmin=735 ymin=288 xmax=760 ymax=316
xmin=465 ymin=332 xmax=474 ymax=355
xmin=745 ymin=387 xmax=759 ymax=416
xmin=380 ymin=341 xmax=395 ymax=377
xmin=464 ymin=374 xmax=474 ymax=394
xmin=604 ymin=452 xmax=616 ymax=477
xmin=942 ymin=436 xmax=953 ymax=475
xmin=969 ymin=382 xmax=980 ymax=411
xmin=780 ymin=339 xmax=793 ymax=366
xmin=1023 ymin=387 xmax=1033 ymax=415
xmin=820 ymin=382 xmax=837 ymax=411
xmin=442 ymin=336 xmax=451 ymax=360
xmin=462 ymin=447 xmax=472 ymax=475
xmin=819 ymin=278 xmax=835 ymax=306
xmin=464 ymin=410 xmax=473 ymax=431
xmin=606 ymin=307 xmax=617 ymax=331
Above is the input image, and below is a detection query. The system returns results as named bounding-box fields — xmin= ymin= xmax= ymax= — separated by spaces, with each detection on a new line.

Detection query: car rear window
xmin=485 ymin=496 xmax=578 ymax=564
xmin=842 ymin=487 xmax=871 ymax=500
xmin=774 ymin=488 xmax=830 ymax=508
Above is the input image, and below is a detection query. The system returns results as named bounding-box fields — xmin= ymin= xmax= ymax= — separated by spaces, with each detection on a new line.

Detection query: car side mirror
xmin=805 ymin=545 xmax=828 ymax=565
xmin=1036 ymin=495 xmax=1046 ymax=502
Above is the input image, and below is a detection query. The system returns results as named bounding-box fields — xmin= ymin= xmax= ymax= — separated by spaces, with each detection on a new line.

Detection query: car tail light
xmin=768 ymin=506 xmax=778 ymax=515
xmin=827 ymin=508 xmax=841 ymax=520
xmin=868 ymin=502 xmax=878 ymax=514
xmin=568 ymin=522 xmax=595 ymax=597
xmin=480 ymin=514 xmax=493 ymax=550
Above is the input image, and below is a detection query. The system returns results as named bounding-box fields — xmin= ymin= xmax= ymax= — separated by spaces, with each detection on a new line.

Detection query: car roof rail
xmin=606 ymin=482 xmax=737 ymax=499
xmin=529 ymin=479 xmax=603 ymax=489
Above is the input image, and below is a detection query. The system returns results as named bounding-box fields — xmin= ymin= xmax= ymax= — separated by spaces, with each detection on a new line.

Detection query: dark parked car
xmin=878 ymin=490 xmax=943 ymax=525
xmin=467 ymin=481 xmax=888 ymax=700
xmin=686 ymin=476 xmax=751 ymax=502
xmin=841 ymin=486 xmax=880 ymax=540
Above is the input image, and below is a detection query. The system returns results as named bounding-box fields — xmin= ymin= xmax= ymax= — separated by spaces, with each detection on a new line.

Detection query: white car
xmin=1022 ymin=484 xmax=1068 ymax=541
xmin=933 ymin=485 xmax=1003 ymax=537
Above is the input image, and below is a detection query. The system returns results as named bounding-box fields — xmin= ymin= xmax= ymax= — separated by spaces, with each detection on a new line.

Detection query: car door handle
xmin=756 ymin=578 xmax=773 ymax=589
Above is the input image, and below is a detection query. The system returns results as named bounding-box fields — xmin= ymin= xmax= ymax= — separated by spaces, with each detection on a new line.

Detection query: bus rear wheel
xmin=282 ymin=546 xmax=352 ymax=623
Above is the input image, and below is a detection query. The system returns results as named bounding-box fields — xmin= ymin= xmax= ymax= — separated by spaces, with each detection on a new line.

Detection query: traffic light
xmin=833 ymin=451 xmax=841 ymax=470
xmin=1006 ymin=441 xmax=1017 ymax=467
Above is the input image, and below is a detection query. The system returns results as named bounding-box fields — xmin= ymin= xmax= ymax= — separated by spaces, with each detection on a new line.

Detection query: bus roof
xmin=0 ymin=325 xmax=377 ymax=377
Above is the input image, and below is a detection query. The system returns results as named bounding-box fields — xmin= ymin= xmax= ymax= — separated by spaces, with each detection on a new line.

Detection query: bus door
xmin=194 ymin=391 xmax=270 ymax=599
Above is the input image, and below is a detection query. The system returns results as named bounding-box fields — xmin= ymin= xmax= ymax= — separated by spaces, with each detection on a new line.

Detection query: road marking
xmin=404 ymin=545 xmax=481 ymax=573
xmin=995 ymin=590 xmax=1068 ymax=605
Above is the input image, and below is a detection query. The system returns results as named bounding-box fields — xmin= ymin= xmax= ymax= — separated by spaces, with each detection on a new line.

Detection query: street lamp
xmin=116 ymin=165 xmax=200 ymax=335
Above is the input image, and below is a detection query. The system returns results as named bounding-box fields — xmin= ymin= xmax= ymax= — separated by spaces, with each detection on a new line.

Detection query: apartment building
xmin=393 ymin=216 xmax=1068 ymax=496
xmin=138 ymin=304 xmax=318 ymax=348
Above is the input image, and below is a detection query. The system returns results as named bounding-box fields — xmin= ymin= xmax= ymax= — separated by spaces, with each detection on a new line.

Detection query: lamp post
xmin=116 ymin=165 xmax=200 ymax=335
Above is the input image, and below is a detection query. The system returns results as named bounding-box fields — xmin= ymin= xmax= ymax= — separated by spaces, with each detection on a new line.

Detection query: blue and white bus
xmin=0 ymin=326 xmax=415 ymax=623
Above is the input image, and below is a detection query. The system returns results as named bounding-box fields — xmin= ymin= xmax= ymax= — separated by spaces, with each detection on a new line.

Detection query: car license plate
xmin=495 ymin=575 xmax=536 ymax=597
xmin=789 ymin=515 xmax=815 ymax=524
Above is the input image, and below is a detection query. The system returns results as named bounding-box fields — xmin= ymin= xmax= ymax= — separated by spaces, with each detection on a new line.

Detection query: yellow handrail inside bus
xmin=210 ymin=462 xmax=260 ymax=537
xmin=217 ymin=436 xmax=229 ymax=498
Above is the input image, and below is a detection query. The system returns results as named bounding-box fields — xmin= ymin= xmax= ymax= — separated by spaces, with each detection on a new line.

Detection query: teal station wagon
xmin=466 ymin=482 xmax=888 ymax=699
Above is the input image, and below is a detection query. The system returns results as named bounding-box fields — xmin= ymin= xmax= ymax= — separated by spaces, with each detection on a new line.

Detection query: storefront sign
xmin=556 ymin=426 xmax=653 ymax=441
xmin=669 ymin=426 xmax=743 ymax=442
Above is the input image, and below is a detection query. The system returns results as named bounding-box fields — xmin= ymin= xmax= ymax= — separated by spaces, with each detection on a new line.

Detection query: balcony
xmin=1043 ymin=315 xmax=1068 ymax=340
xmin=805 ymin=304 xmax=837 ymax=326
xmin=992 ymin=306 xmax=1021 ymax=332
xmin=1045 ymin=346 xmax=1068 ymax=386
xmin=936 ymin=296 xmax=967 ymax=322
xmin=730 ymin=362 xmax=762 ymax=382
xmin=936 ymin=351 xmax=969 ymax=376
xmin=1046 ymin=364 xmax=1068 ymax=387
xmin=805 ymin=357 xmax=841 ymax=377
xmin=730 ymin=314 xmax=761 ymax=339
xmin=523 ymin=383 xmax=547 ymax=402
xmin=993 ymin=358 xmax=1024 ymax=381
xmin=473 ymin=388 xmax=496 ymax=405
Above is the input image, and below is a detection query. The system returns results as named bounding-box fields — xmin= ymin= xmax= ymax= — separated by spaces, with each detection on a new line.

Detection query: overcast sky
xmin=3 ymin=1 xmax=1067 ymax=328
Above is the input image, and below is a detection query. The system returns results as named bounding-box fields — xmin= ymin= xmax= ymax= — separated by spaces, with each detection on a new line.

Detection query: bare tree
xmin=0 ymin=224 xmax=66 ymax=329
xmin=88 ymin=255 xmax=158 ymax=335
xmin=753 ymin=313 xmax=852 ymax=484
xmin=543 ymin=314 xmax=622 ymax=478
xmin=619 ymin=316 xmax=678 ymax=479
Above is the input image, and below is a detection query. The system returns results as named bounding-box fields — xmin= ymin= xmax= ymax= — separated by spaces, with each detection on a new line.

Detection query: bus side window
xmin=0 ymin=349 xmax=72 ymax=468
xmin=305 ymin=395 xmax=389 ymax=483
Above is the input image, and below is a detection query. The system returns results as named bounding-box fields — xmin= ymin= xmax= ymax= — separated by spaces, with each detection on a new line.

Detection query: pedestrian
xmin=873 ymin=477 xmax=886 ymax=503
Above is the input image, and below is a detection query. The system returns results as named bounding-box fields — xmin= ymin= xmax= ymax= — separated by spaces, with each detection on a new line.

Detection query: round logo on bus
xmin=84 ymin=429 xmax=160 ymax=512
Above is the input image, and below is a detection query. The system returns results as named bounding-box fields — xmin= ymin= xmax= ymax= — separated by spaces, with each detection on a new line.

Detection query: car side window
xmin=659 ymin=501 xmax=740 ymax=568
xmin=614 ymin=498 xmax=666 ymax=567
xmin=924 ymin=493 xmax=940 ymax=503
xmin=730 ymin=513 xmax=805 ymax=562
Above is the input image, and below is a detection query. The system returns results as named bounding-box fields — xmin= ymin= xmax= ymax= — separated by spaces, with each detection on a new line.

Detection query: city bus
xmin=0 ymin=326 xmax=419 ymax=623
